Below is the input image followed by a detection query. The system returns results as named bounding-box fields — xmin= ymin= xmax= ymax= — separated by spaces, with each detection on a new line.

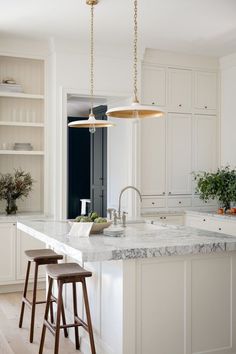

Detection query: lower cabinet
xmin=0 ymin=222 xmax=45 ymax=287
xmin=185 ymin=214 xmax=236 ymax=237
xmin=0 ymin=223 xmax=16 ymax=283
xmin=16 ymin=229 xmax=46 ymax=281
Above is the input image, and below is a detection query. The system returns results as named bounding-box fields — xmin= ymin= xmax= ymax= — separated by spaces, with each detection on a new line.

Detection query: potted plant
xmin=193 ymin=166 xmax=236 ymax=213
xmin=0 ymin=169 xmax=34 ymax=215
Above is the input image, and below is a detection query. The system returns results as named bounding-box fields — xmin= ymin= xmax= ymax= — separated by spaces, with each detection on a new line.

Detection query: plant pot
xmin=218 ymin=208 xmax=224 ymax=214
xmin=6 ymin=199 xmax=18 ymax=215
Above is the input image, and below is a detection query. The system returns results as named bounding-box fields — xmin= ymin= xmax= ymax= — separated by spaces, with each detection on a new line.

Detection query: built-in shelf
xmin=0 ymin=92 xmax=44 ymax=99
xmin=0 ymin=121 xmax=44 ymax=127
xmin=0 ymin=150 xmax=44 ymax=155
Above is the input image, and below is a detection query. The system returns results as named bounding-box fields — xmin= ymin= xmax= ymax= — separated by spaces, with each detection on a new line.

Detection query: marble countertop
xmin=0 ymin=212 xmax=49 ymax=223
xmin=17 ymin=219 xmax=236 ymax=262
xmin=186 ymin=210 xmax=236 ymax=221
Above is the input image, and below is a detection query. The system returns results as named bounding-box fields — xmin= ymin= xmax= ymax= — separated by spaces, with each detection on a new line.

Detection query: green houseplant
xmin=0 ymin=169 xmax=34 ymax=215
xmin=193 ymin=166 xmax=236 ymax=212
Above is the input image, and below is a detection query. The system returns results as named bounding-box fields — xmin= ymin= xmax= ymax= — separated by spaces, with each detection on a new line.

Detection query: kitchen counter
xmin=17 ymin=219 xmax=236 ymax=262
xmin=17 ymin=218 xmax=236 ymax=354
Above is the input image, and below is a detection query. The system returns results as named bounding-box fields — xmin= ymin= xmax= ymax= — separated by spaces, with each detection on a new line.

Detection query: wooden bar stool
xmin=19 ymin=249 xmax=67 ymax=343
xmin=39 ymin=262 xmax=96 ymax=354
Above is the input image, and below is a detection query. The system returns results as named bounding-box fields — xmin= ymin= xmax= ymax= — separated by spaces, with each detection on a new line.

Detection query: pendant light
xmin=106 ymin=0 xmax=164 ymax=119
xmin=68 ymin=0 xmax=115 ymax=133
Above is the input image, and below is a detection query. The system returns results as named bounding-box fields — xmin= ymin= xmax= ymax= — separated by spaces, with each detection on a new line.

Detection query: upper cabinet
xmin=168 ymin=68 xmax=192 ymax=112
xmin=141 ymin=65 xmax=166 ymax=107
xmin=141 ymin=118 xmax=166 ymax=196
xmin=194 ymin=71 xmax=217 ymax=112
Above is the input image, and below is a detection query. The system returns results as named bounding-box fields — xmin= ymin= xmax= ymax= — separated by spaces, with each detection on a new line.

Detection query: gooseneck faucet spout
xmin=118 ymin=186 xmax=142 ymax=219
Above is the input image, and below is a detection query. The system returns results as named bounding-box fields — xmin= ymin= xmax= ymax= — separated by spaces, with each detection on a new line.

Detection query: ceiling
xmin=1 ymin=0 xmax=236 ymax=57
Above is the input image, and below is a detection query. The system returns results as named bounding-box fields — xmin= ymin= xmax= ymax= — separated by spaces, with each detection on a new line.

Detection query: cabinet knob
xmin=164 ymin=216 xmax=166 ymax=220
xmin=160 ymin=216 xmax=163 ymax=219
xmin=152 ymin=202 xmax=155 ymax=205
xmin=178 ymin=201 xmax=182 ymax=204
xmin=152 ymin=102 xmax=155 ymax=105
xmin=168 ymin=192 xmax=171 ymax=195
xmin=204 ymin=105 xmax=208 ymax=109
xmin=162 ymin=192 xmax=165 ymax=195
xmin=219 ymin=227 xmax=222 ymax=231
xmin=203 ymin=219 xmax=206 ymax=222
xmin=178 ymin=104 xmax=182 ymax=107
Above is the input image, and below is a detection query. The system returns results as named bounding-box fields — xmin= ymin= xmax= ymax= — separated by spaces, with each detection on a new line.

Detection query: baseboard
xmin=0 ymin=281 xmax=46 ymax=294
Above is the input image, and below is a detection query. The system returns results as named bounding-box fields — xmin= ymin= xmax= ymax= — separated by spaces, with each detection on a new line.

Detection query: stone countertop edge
xmin=17 ymin=220 xmax=236 ymax=263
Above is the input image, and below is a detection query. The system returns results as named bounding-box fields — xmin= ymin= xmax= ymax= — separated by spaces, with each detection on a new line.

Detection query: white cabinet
xmin=193 ymin=115 xmax=217 ymax=172
xmin=0 ymin=222 xmax=45 ymax=287
xmin=168 ymin=68 xmax=192 ymax=112
xmin=185 ymin=214 xmax=236 ymax=236
xmin=167 ymin=113 xmax=192 ymax=195
xmin=141 ymin=197 xmax=166 ymax=209
xmin=142 ymin=65 xmax=166 ymax=106
xmin=0 ymin=223 xmax=16 ymax=283
xmin=194 ymin=71 xmax=217 ymax=111
xmin=16 ymin=229 xmax=45 ymax=281
xmin=141 ymin=118 xmax=166 ymax=195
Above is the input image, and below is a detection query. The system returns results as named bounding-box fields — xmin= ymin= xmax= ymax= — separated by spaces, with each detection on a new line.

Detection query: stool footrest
xmin=22 ymin=297 xmax=55 ymax=308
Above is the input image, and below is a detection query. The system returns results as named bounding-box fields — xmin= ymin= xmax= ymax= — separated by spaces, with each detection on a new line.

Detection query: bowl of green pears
xmin=74 ymin=212 xmax=112 ymax=234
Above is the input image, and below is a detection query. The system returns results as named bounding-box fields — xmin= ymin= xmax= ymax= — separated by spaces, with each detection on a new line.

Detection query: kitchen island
xmin=17 ymin=220 xmax=236 ymax=354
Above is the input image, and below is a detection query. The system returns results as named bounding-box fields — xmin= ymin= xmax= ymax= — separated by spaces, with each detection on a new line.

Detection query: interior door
xmin=90 ymin=105 xmax=107 ymax=217
xmin=67 ymin=117 xmax=91 ymax=219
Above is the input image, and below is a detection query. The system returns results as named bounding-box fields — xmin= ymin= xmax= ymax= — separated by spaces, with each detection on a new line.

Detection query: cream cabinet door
xmin=193 ymin=115 xmax=218 ymax=193
xmin=141 ymin=65 xmax=166 ymax=106
xmin=16 ymin=229 xmax=46 ymax=281
xmin=194 ymin=71 xmax=217 ymax=111
xmin=141 ymin=118 xmax=166 ymax=195
xmin=0 ymin=223 xmax=16 ymax=283
xmin=168 ymin=68 xmax=192 ymax=112
xmin=167 ymin=113 xmax=192 ymax=195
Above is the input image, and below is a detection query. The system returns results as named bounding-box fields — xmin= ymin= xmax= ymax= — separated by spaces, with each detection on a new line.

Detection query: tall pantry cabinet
xmin=141 ymin=55 xmax=218 ymax=212
xmin=0 ymin=55 xmax=46 ymax=291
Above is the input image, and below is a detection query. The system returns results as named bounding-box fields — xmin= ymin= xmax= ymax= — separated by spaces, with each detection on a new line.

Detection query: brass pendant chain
xmin=90 ymin=3 xmax=94 ymax=114
xmin=133 ymin=0 xmax=138 ymax=103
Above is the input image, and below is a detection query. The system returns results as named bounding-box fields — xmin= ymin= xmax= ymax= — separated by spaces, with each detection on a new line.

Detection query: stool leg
xmin=19 ymin=260 xmax=31 ymax=328
xmin=72 ymin=282 xmax=80 ymax=349
xmin=82 ymin=279 xmax=96 ymax=354
xmin=39 ymin=276 xmax=53 ymax=354
xmin=54 ymin=280 xmax=63 ymax=354
xmin=61 ymin=296 xmax=68 ymax=338
xmin=30 ymin=262 xmax=38 ymax=343
xmin=50 ymin=300 xmax=54 ymax=324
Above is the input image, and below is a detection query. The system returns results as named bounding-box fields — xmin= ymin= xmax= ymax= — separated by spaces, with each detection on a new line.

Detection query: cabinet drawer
xmin=142 ymin=197 xmax=166 ymax=208
xmin=149 ymin=215 xmax=184 ymax=225
xmin=168 ymin=197 xmax=192 ymax=208
xmin=192 ymin=197 xmax=217 ymax=207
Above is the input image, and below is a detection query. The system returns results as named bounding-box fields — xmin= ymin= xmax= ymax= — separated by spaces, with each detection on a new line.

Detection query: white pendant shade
xmin=68 ymin=113 xmax=115 ymax=128
xmin=106 ymin=101 xmax=164 ymax=119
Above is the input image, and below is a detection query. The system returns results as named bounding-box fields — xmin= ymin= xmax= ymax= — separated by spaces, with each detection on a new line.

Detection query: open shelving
xmin=0 ymin=55 xmax=45 ymax=213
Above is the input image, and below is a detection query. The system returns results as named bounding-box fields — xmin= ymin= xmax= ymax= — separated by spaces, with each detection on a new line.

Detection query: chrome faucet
xmin=118 ymin=186 xmax=142 ymax=219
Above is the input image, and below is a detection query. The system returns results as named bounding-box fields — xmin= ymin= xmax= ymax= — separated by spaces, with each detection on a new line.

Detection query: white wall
xmin=220 ymin=53 xmax=236 ymax=167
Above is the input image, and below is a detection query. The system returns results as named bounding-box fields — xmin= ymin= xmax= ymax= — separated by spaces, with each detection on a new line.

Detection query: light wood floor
xmin=0 ymin=290 xmax=82 ymax=354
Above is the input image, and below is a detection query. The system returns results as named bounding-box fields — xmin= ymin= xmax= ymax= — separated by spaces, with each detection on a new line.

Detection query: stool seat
xmin=46 ymin=262 xmax=92 ymax=280
xmin=25 ymin=249 xmax=63 ymax=262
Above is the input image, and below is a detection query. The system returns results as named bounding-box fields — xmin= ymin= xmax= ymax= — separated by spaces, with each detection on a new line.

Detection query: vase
xmin=6 ymin=198 xmax=18 ymax=215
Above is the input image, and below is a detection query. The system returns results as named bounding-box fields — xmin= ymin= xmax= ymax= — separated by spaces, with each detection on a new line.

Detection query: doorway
xmin=67 ymin=98 xmax=108 ymax=219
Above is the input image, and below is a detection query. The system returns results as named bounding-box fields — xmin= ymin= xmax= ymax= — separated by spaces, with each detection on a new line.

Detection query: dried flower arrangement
xmin=0 ymin=169 xmax=34 ymax=214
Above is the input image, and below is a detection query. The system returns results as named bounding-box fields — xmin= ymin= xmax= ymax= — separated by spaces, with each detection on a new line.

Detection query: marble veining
xmin=17 ymin=220 xmax=236 ymax=262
